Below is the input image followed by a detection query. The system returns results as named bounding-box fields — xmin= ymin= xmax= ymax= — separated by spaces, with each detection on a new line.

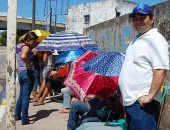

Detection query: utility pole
xmin=32 ymin=0 xmax=36 ymax=30
xmin=6 ymin=0 xmax=17 ymax=129
xmin=49 ymin=0 xmax=52 ymax=33
xmin=55 ymin=0 xmax=57 ymax=32
xmin=46 ymin=0 xmax=53 ymax=33
xmin=45 ymin=1 xmax=50 ymax=32
xmin=54 ymin=0 xmax=69 ymax=32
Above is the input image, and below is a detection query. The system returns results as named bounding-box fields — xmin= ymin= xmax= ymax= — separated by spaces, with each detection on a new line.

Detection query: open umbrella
xmin=63 ymin=50 xmax=98 ymax=101
xmin=36 ymin=31 xmax=98 ymax=52
xmin=64 ymin=61 xmax=118 ymax=101
xmin=54 ymin=47 xmax=102 ymax=64
xmin=19 ymin=29 xmax=51 ymax=43
xmin=74 ymin=50 xmax=98 ymax=63
xmin=64 ymin=51 xmax=124 ymax=101
xmin=82 ymin=52 xmax=125 ymax=76
xmin=54 ymin=48 xmax=86 ymax=64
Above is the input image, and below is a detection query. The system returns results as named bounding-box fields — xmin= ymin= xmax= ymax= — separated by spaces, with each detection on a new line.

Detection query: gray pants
xmin=42 ymin=66 xmax=50 ymax=79
xmin=61 ymin=87 xmax=72 ymax=108
xmin=76 ymin=122 xmax=123 ymax=130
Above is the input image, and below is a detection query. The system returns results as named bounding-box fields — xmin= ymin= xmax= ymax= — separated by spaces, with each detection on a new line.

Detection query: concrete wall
xmin=66 ymin=0 xmax=136 ymax=34
xmin=84 ymin=14 xmax=133 ymax=52
xmin=84 ymin=1 xmax=170 ymax=129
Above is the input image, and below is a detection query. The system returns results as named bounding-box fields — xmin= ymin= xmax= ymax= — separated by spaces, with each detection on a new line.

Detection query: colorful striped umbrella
xmin=36 ymin=31 xmax=98 ymax=52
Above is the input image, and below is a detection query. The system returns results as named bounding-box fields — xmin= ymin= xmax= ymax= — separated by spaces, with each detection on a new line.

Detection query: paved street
xmin=0 ymin=96 xmax=69 ymax=130
xmin=0 ymin=49 xmax=6 ymax=92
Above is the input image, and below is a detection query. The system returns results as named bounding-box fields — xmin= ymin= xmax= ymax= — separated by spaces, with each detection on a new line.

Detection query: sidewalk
xmin=0 ymin=95 xmax=69 ymax=130
xmin=17 ymin=96 xmax=69 ymax=130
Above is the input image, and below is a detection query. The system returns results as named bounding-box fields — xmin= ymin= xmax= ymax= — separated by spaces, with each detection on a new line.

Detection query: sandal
xmin=22 ymin=120 xmax=35 ymax=125
xmin=33 ymin=102 xmax=44 ymax=106
xmin=29 ymin=98 xmax=38 ymax=103
xmin=59 ymin=108 xmax=70 ymax=113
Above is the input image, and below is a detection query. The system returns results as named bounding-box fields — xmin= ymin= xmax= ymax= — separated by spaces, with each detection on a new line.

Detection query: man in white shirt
xmin=118 ymin=3 xmax=169 ymax=130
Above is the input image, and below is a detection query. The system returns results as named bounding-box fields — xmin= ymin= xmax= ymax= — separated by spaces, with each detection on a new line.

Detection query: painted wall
xmin=84 ymin=14 xmax=135 ymax=53
xmin=66 ymin=0 xmax=136 ymax=33
xmin=84 ymin=1 xmax=170 ymax=129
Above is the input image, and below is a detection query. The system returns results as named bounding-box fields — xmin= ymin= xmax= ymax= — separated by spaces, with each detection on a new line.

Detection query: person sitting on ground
xmin=67 ymin=90 xmax=124 ymax=130
xmin=60 ymin=87 xmax=75 ymax=113
xmin=59 ymin=63 xmax=78 ymax=113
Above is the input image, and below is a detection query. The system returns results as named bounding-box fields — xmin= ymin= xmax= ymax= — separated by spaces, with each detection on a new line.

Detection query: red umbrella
xmin=74 ymin=50 xmax=98 ymax=63
xmin=64 ymin=50 xmax=118 ymax=101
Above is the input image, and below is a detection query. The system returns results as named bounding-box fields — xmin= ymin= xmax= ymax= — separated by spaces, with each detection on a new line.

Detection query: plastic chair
xmin=160 ymin=83 xmax=168 ymax=105
xmin=105 ymin=119 xmax=127 ymax=130
xmin=157 ymin=83 xmax=168 ymax=129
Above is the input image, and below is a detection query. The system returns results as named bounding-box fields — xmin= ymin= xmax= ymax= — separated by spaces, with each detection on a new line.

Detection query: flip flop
xmin=33 ymin=102 xmax=44 ymax=106
xmin=22 ymin=120 xmax=35 ymax=125
xmin=29 ymin=99 xmax=38 ymax=103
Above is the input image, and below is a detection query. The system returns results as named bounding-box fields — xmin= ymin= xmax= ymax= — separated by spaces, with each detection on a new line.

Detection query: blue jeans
xmin=67 ymin=100 xmax=90 ymax=130
xmin=125 ymin=100 xmax=160 ymax=130
xmin=15 ymin=70 xmax=35 ymax=124
xmin=76 ymin=122 xmax=122 ymax=130
xmin=32 ymin=69 xmax=40 ymax=91
xmin=61 ymin=87 xmax=72 ymax=108
xmin=67 ymin=98 xmax=106 ymax=130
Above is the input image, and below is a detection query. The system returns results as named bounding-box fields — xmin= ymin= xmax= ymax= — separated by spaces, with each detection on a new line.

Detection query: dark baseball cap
xmin=130 ymin=3 xmax=153 ymax=17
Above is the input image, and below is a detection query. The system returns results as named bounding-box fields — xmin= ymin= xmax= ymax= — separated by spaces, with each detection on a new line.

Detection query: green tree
xmin=0 ymin=31 xmax=7 ymax=46
xmin=0 ymin=31 xmax=21 ymax=46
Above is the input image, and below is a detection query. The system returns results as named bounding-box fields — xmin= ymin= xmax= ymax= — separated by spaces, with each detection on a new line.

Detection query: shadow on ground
xmin=29 ymin=109 xmax=58 ymax=121
xmin=50 ymin=94 xmax=63 ymax=103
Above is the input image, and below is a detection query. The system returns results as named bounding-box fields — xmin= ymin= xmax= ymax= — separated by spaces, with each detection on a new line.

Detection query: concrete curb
xmin=0 ymin=46 xmax=6 ymax=50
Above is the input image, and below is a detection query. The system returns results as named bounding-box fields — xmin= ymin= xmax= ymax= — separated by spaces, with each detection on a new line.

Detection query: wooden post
xmin=6 ymin=0 xmax=17 ymax=130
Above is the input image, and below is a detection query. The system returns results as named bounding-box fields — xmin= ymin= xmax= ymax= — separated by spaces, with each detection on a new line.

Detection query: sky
xmin=0 ymin=0 xmax=167 ymax=24
xmin=0 ymin=0 xmax=97 ymax=24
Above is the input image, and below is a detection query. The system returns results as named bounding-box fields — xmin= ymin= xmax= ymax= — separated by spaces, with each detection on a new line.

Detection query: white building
xmin=66 ymin=0 xmax=136 ymax=34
